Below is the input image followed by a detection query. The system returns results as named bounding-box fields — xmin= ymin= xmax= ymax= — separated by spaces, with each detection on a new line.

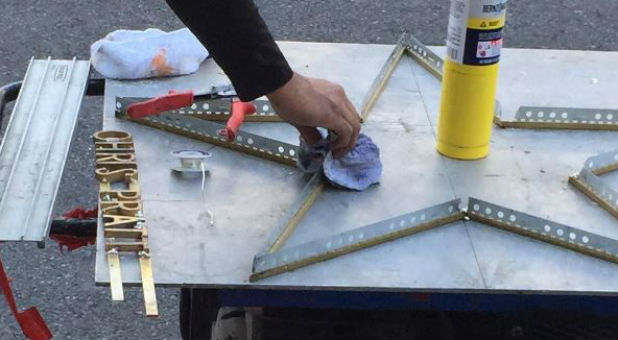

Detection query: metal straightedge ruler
xmin=569 ymin=150 xmax=618 ymax=218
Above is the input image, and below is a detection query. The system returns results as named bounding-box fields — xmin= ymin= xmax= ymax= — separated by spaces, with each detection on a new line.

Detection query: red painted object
xmin=217 ymin=101 xmax=257 ymax=141
xmin=126 ymin=90 xmax=194 ymax=119
xmin=125 ymin=88 xmax=256 ymax=141
xmin=0 ymin=253 xmax=52 ymax=340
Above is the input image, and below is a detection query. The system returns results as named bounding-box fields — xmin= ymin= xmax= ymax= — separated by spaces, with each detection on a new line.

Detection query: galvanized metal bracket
xmin=360 ymin=32 xmax=409 ymax=122
xmin=0 ymin=57 xmax=90 ymax=244
xmin=251 ymin=195 xmax=618 ymax=281
xmin=569 ymin=150 xmax=618 ymax=218
xmin=258 ymin=172 xmax=325 ymax=256
xmin=404 ymin=33 xmax=443 ymax=80
xmin=494 ymin=106 xmax=618 ymax=131
xmin=251 ymin=199 xmax=464 ymax=281
xmin=467 ymin=197 xmax=618 ymax=264
xmin=116 ymin=97 xmax=282 ymax=122
xmin=117 ymin=112 xmax=299 ymax=167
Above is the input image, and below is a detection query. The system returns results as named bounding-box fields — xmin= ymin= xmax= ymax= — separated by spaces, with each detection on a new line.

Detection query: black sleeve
xmin=165 ymin=0 xmax=293 ymax=102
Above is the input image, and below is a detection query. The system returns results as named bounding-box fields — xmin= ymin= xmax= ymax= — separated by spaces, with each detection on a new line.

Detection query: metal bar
xmin=569 ymin=169 xmax=618 ymax=218
xmin=104 ymin=228 xmax=144 ymax=238
xmin=122 ymin=112 xmax=298 ymax=167
xmin=139 ymin=252 xmax=158 ymax=317
xmin=404 ymin=33 xmax=444 ymax=80
xmin=258 ymin=172 xmax=325 ymax=255
xmin=359 ymin=32 xmax=408 ymax=122
xmin=251 ymin=199 xmax=464 ymax=281
xmin=495 ymin=107 xmax=618 ymax=130
xmin=116 ymin=97 xmax=282 ymax=122
xmin=467 ymin=198 xmax=618 ymax=264
xmin=107 ymin=250 xmax=124 ymax=301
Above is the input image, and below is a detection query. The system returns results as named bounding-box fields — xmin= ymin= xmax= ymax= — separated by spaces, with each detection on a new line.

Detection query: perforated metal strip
xmin=122 ymin=113 xmax=298 ymax=167
xmin=569 ymin=168 xmax=618 ymax=218
xmin=467 ymin=198 xmax=618 ymax=263
xmin=582 ymin=149 xmax=618 ymax=175
xmin=359 ymin=32 xmax=408 ymax=121
xmin=251 ymin=199 xmax=463 ymax=281
xmin=258 ymin=172 xmax=325 ymax=256
xmin=495 ymin=107 xmax=618 ymax=130
xmin=116 ymin=97 xmax=282 ymax=122
xmin=405 ymin=33 xmax=444 ymax=80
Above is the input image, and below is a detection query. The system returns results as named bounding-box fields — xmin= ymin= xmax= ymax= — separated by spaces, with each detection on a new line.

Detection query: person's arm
xmin=165 ymin=0 xmax=360 ymax=157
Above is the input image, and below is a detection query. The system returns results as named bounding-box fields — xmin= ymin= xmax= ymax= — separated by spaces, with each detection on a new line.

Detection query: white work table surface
xmin=96 ymin=42 xmax=618 ymax=294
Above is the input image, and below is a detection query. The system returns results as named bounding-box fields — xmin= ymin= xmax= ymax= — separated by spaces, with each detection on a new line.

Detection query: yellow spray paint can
xmin=437 ymin=0 xmax=508 ymax=159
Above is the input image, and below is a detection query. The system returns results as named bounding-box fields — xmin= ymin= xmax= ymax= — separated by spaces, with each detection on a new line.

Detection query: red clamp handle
xmin=217 ymin=101 xmax=256 ymax=141
xmin=127 ymin=90 xmax=194 ymax=119
xmin=0 ymin=253 xmax=52 ymax=340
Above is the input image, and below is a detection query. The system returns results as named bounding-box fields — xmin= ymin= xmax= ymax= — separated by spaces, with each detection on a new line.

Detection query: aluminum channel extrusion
xmin=119 ymin=112 xmax=299 ymax=167
xmin=251 ymin=199 xmax=464 ymax=281
xmin=495 ymin=107 xmax=618 ymax=130
xmin=467 ymin=198 xmax=618 ymax=264
xmin=0 ymin=58 xmax=90 ymax=244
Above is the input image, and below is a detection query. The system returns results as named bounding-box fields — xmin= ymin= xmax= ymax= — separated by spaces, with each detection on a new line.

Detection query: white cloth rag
xmin=90 ymin=28 xmax=208 ymax=79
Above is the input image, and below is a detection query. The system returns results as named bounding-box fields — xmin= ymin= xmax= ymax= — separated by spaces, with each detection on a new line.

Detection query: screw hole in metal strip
xmin=467 ymin=197 xmax=618 ymax=263
xmin=404 ymin=33 xmax=444 ymax=80
xmin=251 ymin=199 xmax=463 ymax=281
xmin=119 ymin=112 xmax=299 ymax=167
xmin=495 ymin=107 xmax=618 ymax=130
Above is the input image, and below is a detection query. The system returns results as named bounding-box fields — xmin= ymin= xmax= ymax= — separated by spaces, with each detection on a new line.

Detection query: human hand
xmin=267 ymin=72 xmax=361 ymax=158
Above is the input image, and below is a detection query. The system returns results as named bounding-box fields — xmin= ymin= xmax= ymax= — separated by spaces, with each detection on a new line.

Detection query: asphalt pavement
xmin=0 ymin=0 xmax=616 ymax=339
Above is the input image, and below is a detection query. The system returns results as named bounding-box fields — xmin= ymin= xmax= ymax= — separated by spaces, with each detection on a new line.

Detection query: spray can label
xmin=446 ymin=0 xmax=507 ymax=66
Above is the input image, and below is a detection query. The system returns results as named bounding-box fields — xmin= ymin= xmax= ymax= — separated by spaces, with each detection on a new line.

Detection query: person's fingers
xmin=329 ymin=117 xmax=353 ymax=157
xmin=331 ymin=97 xmax=360 ymax=158
xmin=294 ymin=125 xmax=322 ymax=145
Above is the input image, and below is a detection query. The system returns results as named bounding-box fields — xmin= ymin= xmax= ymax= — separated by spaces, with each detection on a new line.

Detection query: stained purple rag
xmin=296 ymin=133 xmax=382 ymax=191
